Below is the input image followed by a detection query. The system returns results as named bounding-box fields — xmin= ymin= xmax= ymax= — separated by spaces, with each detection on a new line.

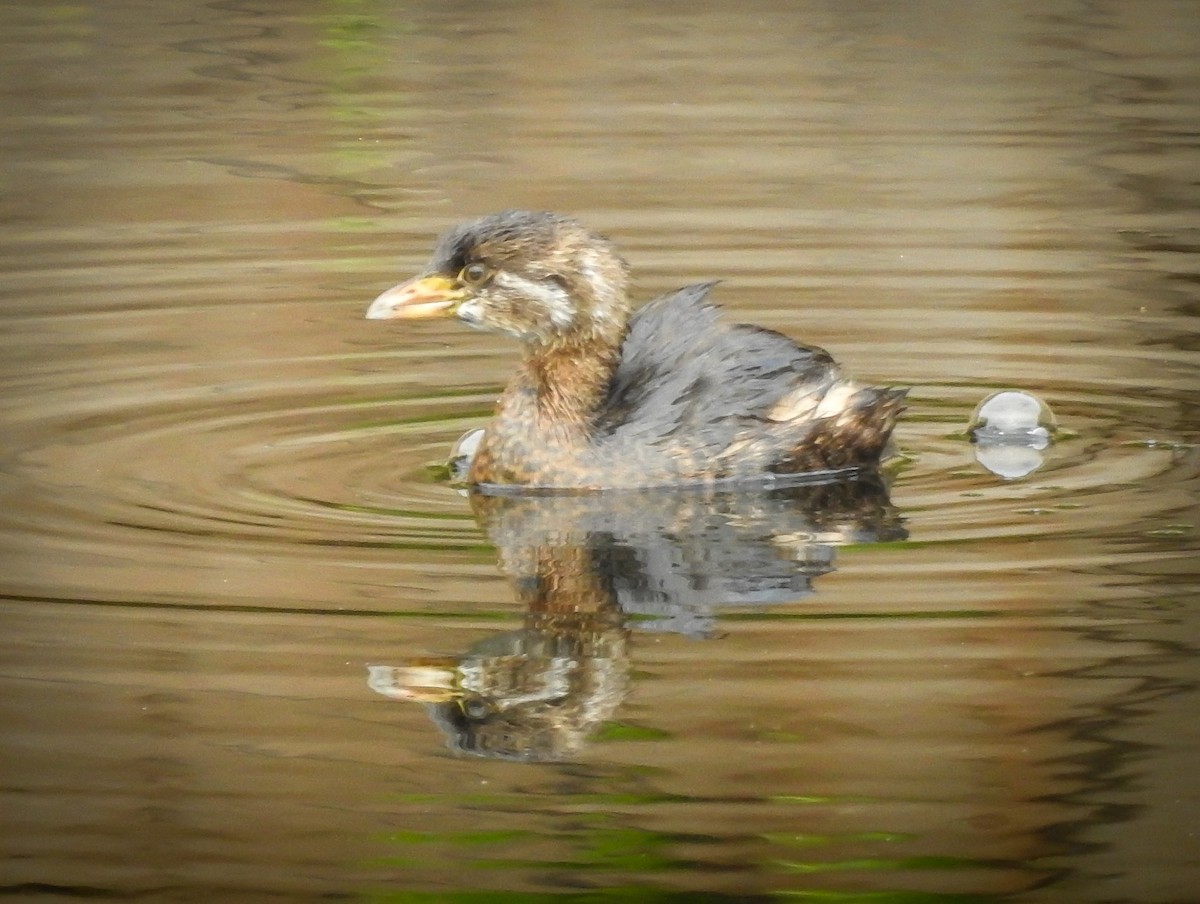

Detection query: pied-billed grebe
xmin=366 ymin=210 xmax=905 ymax=489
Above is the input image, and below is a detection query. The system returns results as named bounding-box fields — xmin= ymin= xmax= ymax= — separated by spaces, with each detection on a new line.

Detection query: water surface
xmin=2 ymin=1 xmax=1198 ymax=901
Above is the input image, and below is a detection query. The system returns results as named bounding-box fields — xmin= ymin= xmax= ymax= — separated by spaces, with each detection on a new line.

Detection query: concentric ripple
xmin=894 ymin=380 xmax=1197 ymax=551
xmin=2 ymin=267 xmax=1196 ymax=616
xmin=9 ymin=370 xmax=488 ymax=549
xmin=1 ymin=300 xmax=513 ymax=608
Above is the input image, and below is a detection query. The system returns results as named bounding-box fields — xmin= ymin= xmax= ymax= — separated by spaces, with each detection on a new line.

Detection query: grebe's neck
xmin=521 ymin=336 xmax=620 ymax=432
xmin=469 ymin=333 xmax=624 ymax=485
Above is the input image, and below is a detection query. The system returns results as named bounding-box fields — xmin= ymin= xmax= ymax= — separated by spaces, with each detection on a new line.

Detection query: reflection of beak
xmin=365 ymin=275 xmax=466 ymax=320
xmin=367 ymin=662 xmax=459 ymax=703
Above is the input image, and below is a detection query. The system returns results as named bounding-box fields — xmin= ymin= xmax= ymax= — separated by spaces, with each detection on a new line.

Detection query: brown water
xmin=2 ymin=1 xmax=1198 ymax=901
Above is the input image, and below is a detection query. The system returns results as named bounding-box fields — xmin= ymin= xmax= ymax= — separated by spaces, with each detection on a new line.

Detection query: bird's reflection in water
xmin=369 ymin=474 xmax=906 ymax=762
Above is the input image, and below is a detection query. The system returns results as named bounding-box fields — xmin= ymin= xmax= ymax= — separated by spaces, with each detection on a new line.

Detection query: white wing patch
xmin=769 ymin=382 xmax=859 ymax=423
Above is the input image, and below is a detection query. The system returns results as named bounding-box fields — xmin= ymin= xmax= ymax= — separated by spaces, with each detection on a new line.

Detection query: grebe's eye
xmin=460 ymin=697 xmax=490 ymax=719
xmin=459 ymin=262 xmax=492 ymax=287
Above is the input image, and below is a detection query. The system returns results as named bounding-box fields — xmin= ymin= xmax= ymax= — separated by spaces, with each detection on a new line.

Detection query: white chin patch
xmin=495 ymin=271 xmax=576 ymax=331
xmin=455 ymin=298 xmax=486 ymax=329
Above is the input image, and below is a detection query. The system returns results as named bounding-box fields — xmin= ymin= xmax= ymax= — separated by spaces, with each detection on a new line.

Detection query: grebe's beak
xmin=365 ymin=275 xmax=466 ymax=320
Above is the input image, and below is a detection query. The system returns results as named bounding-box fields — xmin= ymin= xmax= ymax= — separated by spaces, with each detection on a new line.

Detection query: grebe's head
xmin=367 ymin=210 xmax=631 ymax=347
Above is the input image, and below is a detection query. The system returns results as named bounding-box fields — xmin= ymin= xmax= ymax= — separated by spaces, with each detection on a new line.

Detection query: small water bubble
xmin=968 ymin=391 xmax=1056 ymax=445
xmin=968 ymin=390 xmax=1057 ymax=479
xmin=448 ymin=428 xmax=485 ymax=484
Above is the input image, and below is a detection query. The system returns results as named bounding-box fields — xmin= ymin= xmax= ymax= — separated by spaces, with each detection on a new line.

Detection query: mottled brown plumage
xmin=367 ymin=210 xmax=906 ymax=489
